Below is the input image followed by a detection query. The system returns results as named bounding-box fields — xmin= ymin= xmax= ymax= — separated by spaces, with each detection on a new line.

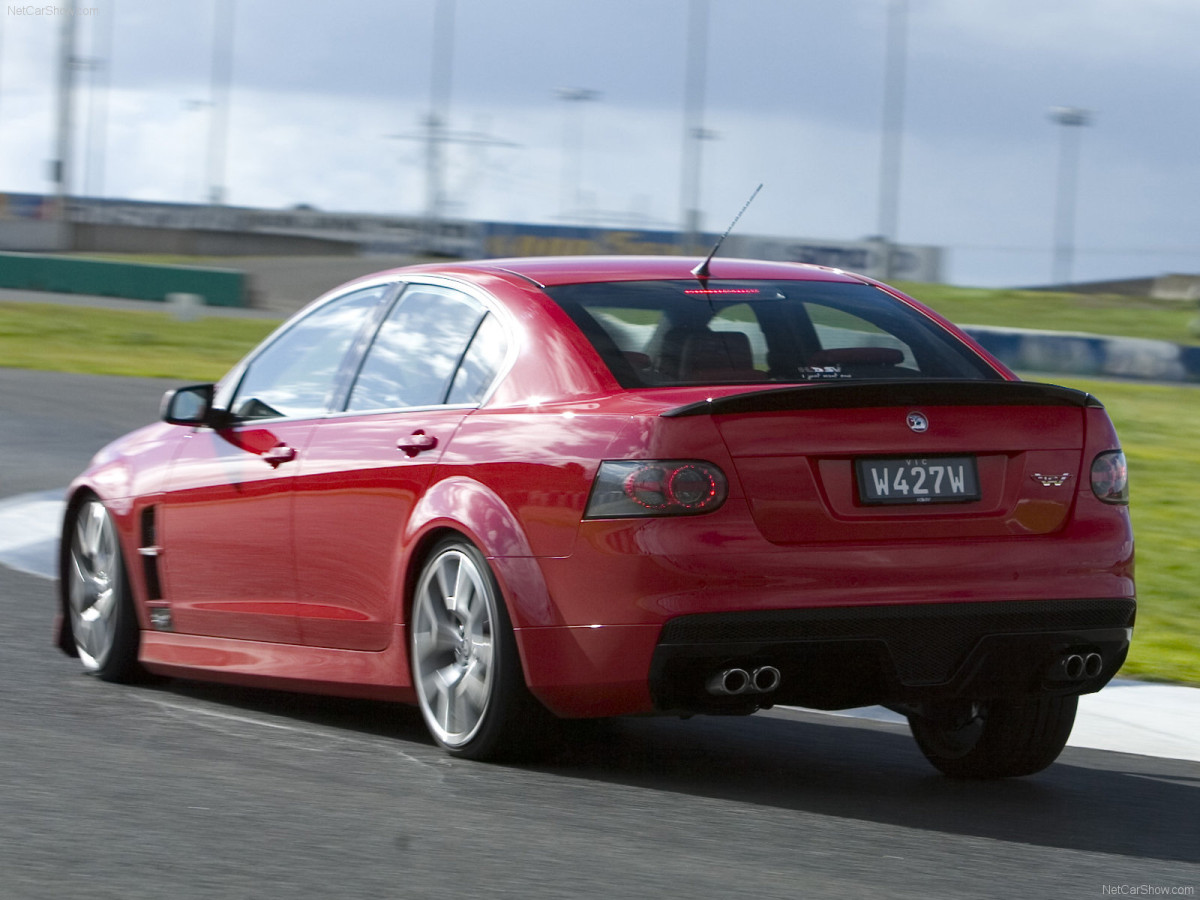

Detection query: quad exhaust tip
xmin=1048 ymin=651 xmax=1104 ymax=683
xmin=706 ymin=666 xmax=781 ymax=696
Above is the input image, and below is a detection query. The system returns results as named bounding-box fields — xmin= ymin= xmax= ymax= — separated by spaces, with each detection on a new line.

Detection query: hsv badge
xmin=906 ymin=411 xmax=929 ymax=433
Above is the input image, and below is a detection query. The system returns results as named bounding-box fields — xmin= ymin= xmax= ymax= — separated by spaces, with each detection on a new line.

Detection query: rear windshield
xmin=544 ymin=279 xmax=1000 ymax=388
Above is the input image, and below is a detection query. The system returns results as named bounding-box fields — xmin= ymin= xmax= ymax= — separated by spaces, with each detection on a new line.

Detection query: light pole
xmin=206 ymin=0 xmax=235 ymax=206
xmin=679 ymin=0 xmax=710 ymax=254
xmin=557 ymin=88 xmax=600 ymax=222
xmin=1050 ymin=106 xmax=1092 ymax=285
xmin=0 ymin=16 xmax=6 ymax=143
xmin=53 ymin=11 xmax=78 ymax=227
xmin=82 ymin=2 xmax=115 ymax=200
xmin=876 ymin=0 xmax=908 ymax=280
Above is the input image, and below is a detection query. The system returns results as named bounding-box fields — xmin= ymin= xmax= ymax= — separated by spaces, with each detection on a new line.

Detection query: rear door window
xmin=346 ymin=285 xmax=489 ymax=411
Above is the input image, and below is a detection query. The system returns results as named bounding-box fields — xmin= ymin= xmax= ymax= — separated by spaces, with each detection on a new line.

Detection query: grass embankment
xmin=0 ymin=291 xmax=1196 ymax=684
xmin=897 ymin=282 xmax=1200 ymax=346
xmin=0 ymin=301 xmax=279 ymax=380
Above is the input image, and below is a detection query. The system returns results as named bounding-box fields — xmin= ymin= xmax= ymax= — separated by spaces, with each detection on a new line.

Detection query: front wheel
xmin=409 ymin=538 xmax=552 ymax=760
xmin=908 ymin=695 xmax=1078 ymax=779
xmin=65 ymin=498 xmax=145 ymax=682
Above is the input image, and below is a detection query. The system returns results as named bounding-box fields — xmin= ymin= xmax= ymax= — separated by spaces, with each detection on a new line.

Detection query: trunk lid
xmin=665 ymin=381 xmax=1094 ymax=543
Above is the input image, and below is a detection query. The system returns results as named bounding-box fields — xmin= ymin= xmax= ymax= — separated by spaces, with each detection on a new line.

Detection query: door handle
xmin=397 ymin=431 xmax=438 ymax=458
xmin=262 ymin=442 xmax=297 ymax=467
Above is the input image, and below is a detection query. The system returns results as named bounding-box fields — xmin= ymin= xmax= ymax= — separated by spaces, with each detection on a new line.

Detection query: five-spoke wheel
xmin=65 ymin=498 xmax=143 ymax=681
xmin=410 ymin=538 xmax=549 ymax=760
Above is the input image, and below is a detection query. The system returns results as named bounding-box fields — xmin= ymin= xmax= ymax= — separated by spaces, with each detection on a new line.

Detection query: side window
xmin=447 ymin=313 xmax=508 ymax=405
xmin=347 ymin=286 xmax=485 ymax=412
xmin=230 ymin=286 xmax=387 ymax=420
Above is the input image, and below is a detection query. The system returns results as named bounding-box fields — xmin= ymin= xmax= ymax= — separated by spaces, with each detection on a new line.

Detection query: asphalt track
xmin=1 ymin=367 xmax=1197 ymax=899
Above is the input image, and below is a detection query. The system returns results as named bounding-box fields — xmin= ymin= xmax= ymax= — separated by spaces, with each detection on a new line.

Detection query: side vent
xmin=139 ymin=506 xmax=164 ymax=601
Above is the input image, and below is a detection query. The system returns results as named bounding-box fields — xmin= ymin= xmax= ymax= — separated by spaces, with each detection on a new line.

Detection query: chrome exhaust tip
xmin=706 ymin=668 xmax=751 ymax=696
xmin=1046 ymin=657 xmax=1094 ymax=681
xmin=1064 ymin=653 xmax=1086 ymax=681
xmin=751 ymin=666 xmax=782 ymax=693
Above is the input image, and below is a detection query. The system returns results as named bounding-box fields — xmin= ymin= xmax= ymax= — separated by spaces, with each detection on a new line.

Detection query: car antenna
xmin=691 ymin=182 xmax=762 ymax=280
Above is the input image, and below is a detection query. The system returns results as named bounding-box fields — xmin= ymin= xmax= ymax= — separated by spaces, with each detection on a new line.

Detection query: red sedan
xmin=57 ymin=256 xmax=1134 ymax=777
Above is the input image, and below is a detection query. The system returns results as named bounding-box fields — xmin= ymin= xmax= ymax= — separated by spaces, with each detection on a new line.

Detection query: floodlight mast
xmin=53 ymin=11 xmax=78 ymax=228
xmin=876 ymin=0 xmax=909 ymax=280
xmin=1050 ymin=106 xmax=1092 ymax=285
xmin=679 ymin=0 xmax=711 ymax=254
xmin=206 ymin=0 xmax=236 ymax=207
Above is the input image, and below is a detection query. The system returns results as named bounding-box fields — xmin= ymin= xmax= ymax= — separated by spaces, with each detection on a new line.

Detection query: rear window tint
xmin=544 ymin=279 xmax=999 ymax=388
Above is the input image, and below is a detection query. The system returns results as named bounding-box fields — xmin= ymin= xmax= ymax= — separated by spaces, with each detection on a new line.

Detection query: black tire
xmin=409 ymin=538 xmax=555 ymax=761
xmin=908 ymin=695 xmax=1078 ymax=779
xmin=64 ymin=498 xmax=146 ymax=683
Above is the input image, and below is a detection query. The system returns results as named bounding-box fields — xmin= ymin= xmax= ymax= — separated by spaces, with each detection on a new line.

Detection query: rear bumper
xmin=648 ymin=598 xmax=1135 ymax=714
xmin=513 ymin=508 xmax=1133 ymax=718
xmin=516 ymin=598 xmax=1135 ymax=718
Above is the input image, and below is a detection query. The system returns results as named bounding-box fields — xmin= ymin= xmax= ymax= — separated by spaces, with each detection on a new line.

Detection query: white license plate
xmin=855 ymin=456 xmax=980 ymax=505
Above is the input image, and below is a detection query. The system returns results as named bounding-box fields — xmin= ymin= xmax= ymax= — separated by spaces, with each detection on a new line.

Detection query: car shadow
xmin=151 ymin=679 xmax=1199 ymax=866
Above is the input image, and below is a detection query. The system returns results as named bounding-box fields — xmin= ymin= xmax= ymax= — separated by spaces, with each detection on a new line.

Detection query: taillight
xmin=584 ymin=460 xmax=728 ymax=519
xmin=1090 ymin=450 xmax=1129 ymax=504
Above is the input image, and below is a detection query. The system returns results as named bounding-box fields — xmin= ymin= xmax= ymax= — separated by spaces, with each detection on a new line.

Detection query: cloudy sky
xmin=2 ymin=0 xmax=1199 ymax=287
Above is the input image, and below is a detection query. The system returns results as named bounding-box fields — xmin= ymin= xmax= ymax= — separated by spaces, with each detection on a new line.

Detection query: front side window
xmin=545 ymin=279 xmax=1000 ymax=388
xmin=230 ymin=286 xmax=388 ymax=420
xmin=347 ymin=285 xmax=488 ymax=411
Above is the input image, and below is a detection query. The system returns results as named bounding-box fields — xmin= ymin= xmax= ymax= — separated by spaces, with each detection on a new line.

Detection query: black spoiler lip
xmin=661 ymin=379 xmax=1102 ymax=418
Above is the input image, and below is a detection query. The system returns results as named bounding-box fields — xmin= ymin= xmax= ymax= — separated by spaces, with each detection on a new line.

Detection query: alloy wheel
xmin=67 ymin=500 xmax=123 ymax=670
xmin=411 ymin=547 xmax=496 ymax=748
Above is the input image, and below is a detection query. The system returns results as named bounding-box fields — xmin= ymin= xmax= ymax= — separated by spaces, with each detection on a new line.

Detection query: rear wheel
xmin=908 ymin=695 xmax=1078 ymax=779
xmin=410 ymin=538 xmax=552 ymax=760
xmin=65 ymin=498 xmax=144 ymax=682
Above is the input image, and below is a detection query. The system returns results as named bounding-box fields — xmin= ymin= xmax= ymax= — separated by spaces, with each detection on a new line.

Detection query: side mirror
xmin=161 ymin=384 xmax=226 ymax=427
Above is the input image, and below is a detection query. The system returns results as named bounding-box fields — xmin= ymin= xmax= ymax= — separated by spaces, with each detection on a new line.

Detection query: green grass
xmin=0 ymin=301 xmax=280 ymax=380
xmin=897 ymin=282 xmax=1200 ymax=346
xmin=1 ymin=293 xmax=1197 ymax=684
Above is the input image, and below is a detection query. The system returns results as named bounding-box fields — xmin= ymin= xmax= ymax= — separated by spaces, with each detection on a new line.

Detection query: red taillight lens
xmin=585 ymin=460 xmax=728 ymax=518
xmin=661 ymin=464 xmax=720 ymax=510
xmin=1090 ymin=450 xmax=1129 ymax=504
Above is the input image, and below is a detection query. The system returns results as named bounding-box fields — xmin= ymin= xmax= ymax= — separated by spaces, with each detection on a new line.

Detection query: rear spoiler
xmin=662 ymin=380 xmax=1103 ymax=418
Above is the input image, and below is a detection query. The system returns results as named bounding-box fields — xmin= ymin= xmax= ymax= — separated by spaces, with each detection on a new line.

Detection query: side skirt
xmin=139 ymin=624 xmax=416 ymax=704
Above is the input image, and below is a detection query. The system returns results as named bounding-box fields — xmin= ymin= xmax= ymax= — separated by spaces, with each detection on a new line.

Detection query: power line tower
xmin=389 ymin=0 xmax=515 ymax=252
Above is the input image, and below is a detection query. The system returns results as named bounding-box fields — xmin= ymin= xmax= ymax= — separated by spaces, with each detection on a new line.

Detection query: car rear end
xmin=523 ymin=266 xmax=1134 ymax=727
xmin=644 ymin=380 xmax=1134 ymax=716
